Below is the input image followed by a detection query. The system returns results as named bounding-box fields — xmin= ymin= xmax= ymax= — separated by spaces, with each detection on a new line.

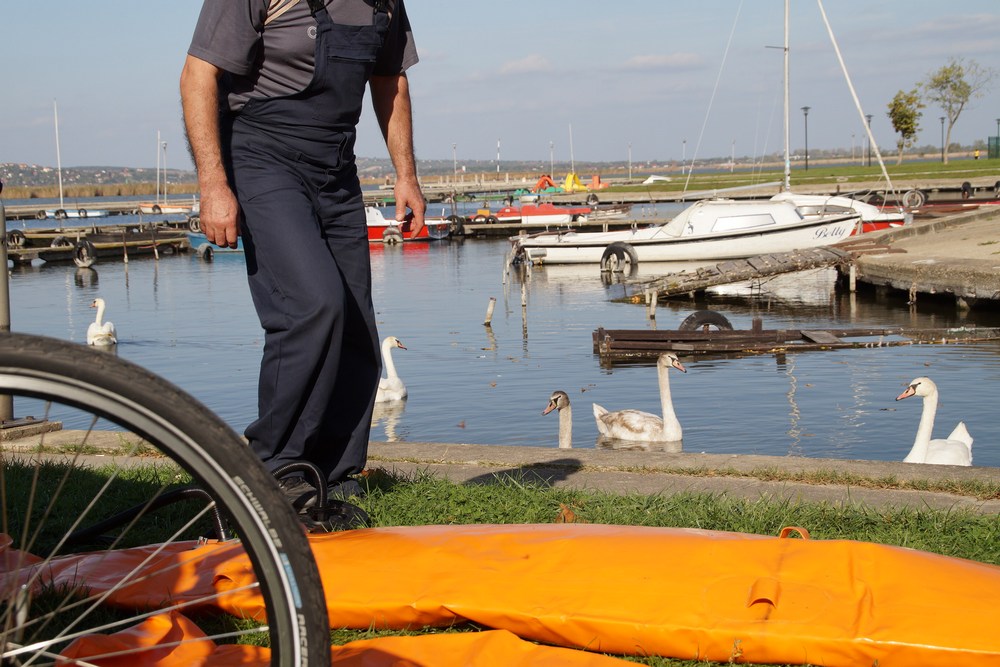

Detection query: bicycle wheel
xmin=0 ymin=333 xmax=330 ymax=665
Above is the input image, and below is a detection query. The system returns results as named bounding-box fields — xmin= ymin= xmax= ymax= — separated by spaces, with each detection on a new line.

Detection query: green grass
xmin=603 ymin=157 xmax=1000 ymax=197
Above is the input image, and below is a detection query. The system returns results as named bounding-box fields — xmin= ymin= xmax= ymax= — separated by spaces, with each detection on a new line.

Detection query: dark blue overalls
xmin=224 ymin=1 xmax=388 ymax=485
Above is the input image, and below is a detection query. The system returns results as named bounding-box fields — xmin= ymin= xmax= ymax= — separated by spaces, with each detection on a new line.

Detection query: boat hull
xmin=366 ymin=207 xmax=450 ymax=242
xmin=518 ymin=214 xmax=858 ymax=264
xmin=42 ymin=208 xmax=110 ymax=220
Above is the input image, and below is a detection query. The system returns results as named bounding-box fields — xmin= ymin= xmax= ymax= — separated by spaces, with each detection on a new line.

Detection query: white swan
xmin=542 ymin=390 xmax=572 ymax=449
xmin=895 ymin=376 xmax=972 ymax=466
xmin=375 ymin=336 xmax=407 ymax=403
xmin=593 ymin=352 xmax=686 ymax=443
xmin=87 ymin=298 xmax=117 ymax=346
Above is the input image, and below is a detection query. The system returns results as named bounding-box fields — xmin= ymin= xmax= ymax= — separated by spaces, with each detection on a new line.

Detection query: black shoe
xmin=278 ymin=476 xmax=318 ymax=514
xmin=327 ymin=477 xmax=365 ymax=501
xmin=301 ymin=499 xmax=371 ymax=533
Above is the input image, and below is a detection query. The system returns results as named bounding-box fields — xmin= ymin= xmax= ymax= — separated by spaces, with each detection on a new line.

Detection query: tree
xmin=886 ymin=89 xmax=924 ymax=165
xmin=921 ymin=57 xmax=996 ymax=164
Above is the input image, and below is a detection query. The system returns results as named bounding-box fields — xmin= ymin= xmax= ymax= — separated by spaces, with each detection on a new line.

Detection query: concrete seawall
xmin=367 ymin=440 xmax=1000 ymax=514
xmin=849 ymin=206 xmax=1000 ymax=307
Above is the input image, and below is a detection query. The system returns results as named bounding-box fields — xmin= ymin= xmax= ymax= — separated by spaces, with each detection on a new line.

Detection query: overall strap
xmin=306 ymin=0 xmax=326 ymax=17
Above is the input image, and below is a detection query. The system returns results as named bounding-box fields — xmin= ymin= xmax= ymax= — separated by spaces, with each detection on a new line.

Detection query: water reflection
xmin=74 ymin=267 xmax=98 ymax=288
xmin=371 ymin=401 xmax=406 ymax=442
xmin=596 ymin=437 xmax=683 ymax=453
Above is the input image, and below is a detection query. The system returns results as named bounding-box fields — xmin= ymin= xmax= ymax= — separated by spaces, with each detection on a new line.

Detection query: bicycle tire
xmin=0 ymin=332 xmax=330 ymax=665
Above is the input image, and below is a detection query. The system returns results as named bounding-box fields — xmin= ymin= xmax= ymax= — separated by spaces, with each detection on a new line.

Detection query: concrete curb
xmin=367 ymin=441 xmax=1000 ymax=514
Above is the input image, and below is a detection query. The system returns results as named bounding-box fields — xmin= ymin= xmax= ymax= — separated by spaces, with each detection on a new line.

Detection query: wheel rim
xmin=0 ymin=333 xmax=330 ymax=665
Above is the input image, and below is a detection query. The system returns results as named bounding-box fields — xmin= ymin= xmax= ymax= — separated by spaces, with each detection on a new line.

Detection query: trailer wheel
xmin=600 ymin=242 xmax=638 ymax=273
xmin=382 ymin=227 xmax=404 ymax=245
xmin=7 ymin=229 xmax=26 ymax=248
xmin=961 ymin=181 xmax=973 ymax=200
xmin=78 ymin=208 xmax=89 ymax=218
xmin=446 ymin=215 xmax=465 ymax=236
xmin=486 ymin=215 xmax=499 ymax=225
xmin=678 ymin=310 xmax=734 ymax=332
xmin=586 ymin=193 xmax=599 ymax=206
xmin=901 ymin=189 xmax=926 ymax=208
xmin=50 ymin=235 xmax=73 ymax=248
xmin=73 ymin=240 xmax=97 ymax=268
xmin=36 ymin=210 xmax=47 ymax=220
xmin=54 ymin=209 xmax=68 ymax=220
xmin=196 ymin=243 xmax=214 ymax=260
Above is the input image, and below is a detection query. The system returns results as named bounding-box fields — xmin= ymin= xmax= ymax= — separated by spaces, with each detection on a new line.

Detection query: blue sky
xmin=2 ymin=1 xmax=998 ymax=171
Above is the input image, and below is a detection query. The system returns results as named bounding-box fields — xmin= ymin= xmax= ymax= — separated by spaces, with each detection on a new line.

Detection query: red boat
xmin=491 ymin=203 xmax=591 ymax=225
xmin=366 ymin=207 xmax=450 ymax=244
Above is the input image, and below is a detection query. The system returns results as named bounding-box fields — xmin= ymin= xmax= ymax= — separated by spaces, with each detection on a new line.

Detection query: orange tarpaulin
xmin=60 ymin=612 xmax=629 ymax=666
xmin=7 ymin=524 xmax=1000 ymax=666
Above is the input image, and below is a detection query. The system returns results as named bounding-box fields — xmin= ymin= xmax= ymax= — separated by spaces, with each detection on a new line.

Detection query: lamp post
xmin=865 ymin=114 xmax=873 ymax=167
xmin=681 ymin=139 xmax=686 ymax=173
xmin=940 ymin=116 xmax=945 ymax=163
xmin=801 ymin=106 xmax=810 ymax=171
xmin=452 ymin=143 xmax=457 ymax=181
xmin=628 ymin=142 xmax=632 ymax=181
xmin=549 ymin=141 xmax=554 ymax=176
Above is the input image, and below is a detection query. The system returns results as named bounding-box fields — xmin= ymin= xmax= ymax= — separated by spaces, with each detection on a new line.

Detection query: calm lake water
xmin=5 ymin=200 xmax=1000 ymax=467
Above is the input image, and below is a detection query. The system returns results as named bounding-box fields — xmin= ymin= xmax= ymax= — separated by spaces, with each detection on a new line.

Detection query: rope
xmin=682 ymin=0 xmax=745 ymax=196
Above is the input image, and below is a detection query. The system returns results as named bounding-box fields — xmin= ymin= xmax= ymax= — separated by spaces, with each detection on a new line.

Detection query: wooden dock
xmin=6 ymin=224 xmax=191 ymax=266
xmin=593 ymin=317 xmax=1000 ymax=361
xmin=619 ymin=238 xmax=906 ymax=303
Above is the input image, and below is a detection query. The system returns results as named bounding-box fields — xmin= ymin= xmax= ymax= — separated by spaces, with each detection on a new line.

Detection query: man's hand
xmin=200 ymin=181 xmax=241 ymax=249
xmin=395 ymin=178 xmax=426 ymax=239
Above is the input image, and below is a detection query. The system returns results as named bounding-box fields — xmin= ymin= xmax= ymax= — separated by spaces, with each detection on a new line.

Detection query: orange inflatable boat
xmin=6 ymin=524 xmax=1000 ymax=666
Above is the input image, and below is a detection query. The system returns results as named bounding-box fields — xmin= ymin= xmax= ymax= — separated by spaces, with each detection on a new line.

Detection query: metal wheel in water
xmin=0 ymin=333 xmax=330 ymax=665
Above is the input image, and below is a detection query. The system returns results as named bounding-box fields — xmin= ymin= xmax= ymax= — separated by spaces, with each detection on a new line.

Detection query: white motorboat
xmin=770 ymin=192 xmax=908 ymax=232
xmin=511 ymin=198 xmax=860 ymax=269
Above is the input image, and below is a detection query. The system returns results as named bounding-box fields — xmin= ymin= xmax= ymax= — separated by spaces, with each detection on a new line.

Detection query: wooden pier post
xmin=484 ymin=297 xmax=497 ymax=326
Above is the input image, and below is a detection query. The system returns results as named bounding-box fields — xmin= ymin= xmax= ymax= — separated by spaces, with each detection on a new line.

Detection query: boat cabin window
xmin=711 ymin=213 xmax=777 ymax=233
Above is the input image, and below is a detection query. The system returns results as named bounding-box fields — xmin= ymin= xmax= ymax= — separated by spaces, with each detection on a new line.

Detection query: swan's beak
xmin=672 ymin=359 xmax=687 ymax=373
xmin=396 ymin=340 xmax=407 ymax=350
xmin=542 ymin=400 xmax=557 ymax=416
xmin=896 ymin=385 xmax=917 ymax=401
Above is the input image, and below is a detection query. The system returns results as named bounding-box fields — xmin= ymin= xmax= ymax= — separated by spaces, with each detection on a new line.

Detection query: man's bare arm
xmin=371 ymin=73 xmax=425 ymax=238
xmin=180 ymin=54 xmax=240 ymax=249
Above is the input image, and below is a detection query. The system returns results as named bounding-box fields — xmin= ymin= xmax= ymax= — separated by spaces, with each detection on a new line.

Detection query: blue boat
xmin=188 ymin=232 xmax=243 ymax=256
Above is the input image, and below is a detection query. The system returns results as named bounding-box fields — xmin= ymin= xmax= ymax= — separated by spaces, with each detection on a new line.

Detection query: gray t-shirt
xmin=188 ymin=0 xmax=418 ymax=111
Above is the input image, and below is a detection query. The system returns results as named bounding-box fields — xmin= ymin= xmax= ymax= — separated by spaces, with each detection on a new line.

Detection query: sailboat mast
xmin=53 ymin=100 xmax=64 ymax=208
xmin=568 ymin=123 xmax=575 ymax=174
xmin=782 ymin=0 xmax=791 ymax=192
xmin=156 ymin=130 xmax=161 ymax=206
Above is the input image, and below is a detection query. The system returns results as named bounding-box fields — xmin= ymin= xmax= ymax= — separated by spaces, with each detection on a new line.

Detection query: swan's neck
xmin=382 ymin=340 xmax=398 ymax=379
xmin=658 ymin=364 xmax=678 ymax=430
xmin=906 ymin=390 xmax=938 ymax=463
xmin=558 ymin=404 xmax=572 ymax=449
xmin=94 ymin=302 xmax=105 ymax=327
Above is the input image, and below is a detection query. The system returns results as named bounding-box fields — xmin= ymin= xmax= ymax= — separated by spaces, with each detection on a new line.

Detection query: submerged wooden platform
xmin=621 ymin=239 xmax=903 ymax=302
xmin=593 ymin=317 xmax=1000 ymax=360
